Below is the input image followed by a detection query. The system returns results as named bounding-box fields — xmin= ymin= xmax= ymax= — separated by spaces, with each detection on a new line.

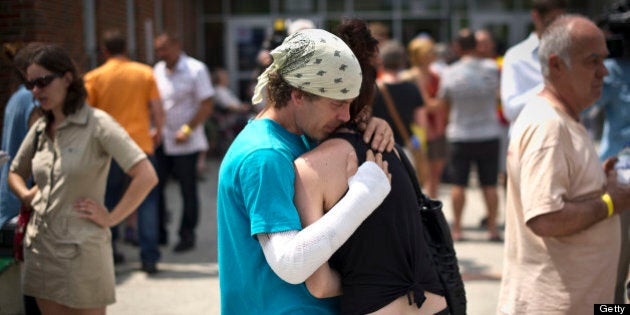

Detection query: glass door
xmin=226 ymin=17 xmax=275 ymax=102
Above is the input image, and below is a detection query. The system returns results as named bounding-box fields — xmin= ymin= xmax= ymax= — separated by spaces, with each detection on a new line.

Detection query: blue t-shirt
xmin=591 ymin=59 xmax=630 ymax=160
xmin=217 ymin=118 xmax=338 ymax=314
xmin=0 ymin=85 xmax=36 ymax=226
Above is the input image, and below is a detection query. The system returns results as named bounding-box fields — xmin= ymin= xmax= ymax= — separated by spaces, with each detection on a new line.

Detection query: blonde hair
xmin=407 ymin=37 xmax=435 ymax=67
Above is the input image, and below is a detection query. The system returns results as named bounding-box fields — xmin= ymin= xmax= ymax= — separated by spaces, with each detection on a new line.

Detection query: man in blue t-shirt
xmin=0 ymin=44 xmax=42 ymax=227
xmin=0 ymin=42 xmax=43 ymax=315
xmin=217 ymin=29 xmax=393 ymax=314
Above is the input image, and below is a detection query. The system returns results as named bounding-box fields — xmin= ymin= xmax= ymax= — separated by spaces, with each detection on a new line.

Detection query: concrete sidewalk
xmin=109 ymin=158 xmax=506 ymax=315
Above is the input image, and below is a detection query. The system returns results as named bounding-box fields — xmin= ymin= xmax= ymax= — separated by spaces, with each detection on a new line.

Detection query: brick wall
xmin=135 ymin=0 xmax=156 ymax=64
xmin=160 ymin=0 xmax=199 ymax=59
xmin=0 ymin=0 xmax=198 ymax=139
xmin=0 ymin=0 xmax=37 ymax=129
xmin=94 ymin=1 xmax=127 ymax=66
xmin=33 ymin=1 xmax=86 ymax=71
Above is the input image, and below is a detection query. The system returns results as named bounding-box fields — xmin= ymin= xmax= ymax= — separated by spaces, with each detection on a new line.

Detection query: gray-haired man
xmin=498 ymin=15 xmax=630 ymax=314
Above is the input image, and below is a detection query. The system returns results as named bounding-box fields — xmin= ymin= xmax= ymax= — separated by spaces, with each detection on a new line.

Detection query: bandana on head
xmin=252 ymin=29 xmax=362 ymax=104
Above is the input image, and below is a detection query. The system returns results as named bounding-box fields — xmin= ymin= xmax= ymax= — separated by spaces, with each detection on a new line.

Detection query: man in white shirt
xmin=500 ymin=0 xmax=566 ymax=122
xmin=153 ymin=32 xmax=214 ymax=252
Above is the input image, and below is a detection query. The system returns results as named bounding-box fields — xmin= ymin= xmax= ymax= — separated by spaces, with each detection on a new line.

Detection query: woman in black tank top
xmin=328 ymin=131 xmax=445 ymax=314
xmin=293 ymin=19 xmax=447 ymax=315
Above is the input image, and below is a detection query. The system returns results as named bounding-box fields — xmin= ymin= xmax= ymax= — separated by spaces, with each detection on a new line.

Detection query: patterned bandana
xmin=252 ymin=28 xmax=362 ymax=104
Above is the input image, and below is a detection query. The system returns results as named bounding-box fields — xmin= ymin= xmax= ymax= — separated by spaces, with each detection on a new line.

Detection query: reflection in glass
xmin=236 ymin=26 xmax=266 ymax=71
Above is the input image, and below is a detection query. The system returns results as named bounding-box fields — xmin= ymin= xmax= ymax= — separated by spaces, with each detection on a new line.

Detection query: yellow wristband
xmin=180 ymin=124 xmax=192 ymax=136
xmin=602 ymin=193 xmax=614 ymax=218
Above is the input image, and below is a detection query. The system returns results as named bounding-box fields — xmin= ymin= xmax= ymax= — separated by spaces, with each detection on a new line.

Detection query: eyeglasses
xmin=24 ymin=73 xmax=62 ymax=90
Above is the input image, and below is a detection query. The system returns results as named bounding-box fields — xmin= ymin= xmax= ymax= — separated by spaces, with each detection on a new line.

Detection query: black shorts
xmin=447 ymin=139 xmax=500 ymax=187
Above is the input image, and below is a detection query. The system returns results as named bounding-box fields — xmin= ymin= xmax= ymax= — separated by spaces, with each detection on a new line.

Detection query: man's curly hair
xmin=266 ymin=71 xmax=318 ymax=109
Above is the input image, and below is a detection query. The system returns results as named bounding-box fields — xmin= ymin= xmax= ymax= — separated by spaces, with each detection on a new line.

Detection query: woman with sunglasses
xmin=8 ymin=44 xmax=158 ymax=314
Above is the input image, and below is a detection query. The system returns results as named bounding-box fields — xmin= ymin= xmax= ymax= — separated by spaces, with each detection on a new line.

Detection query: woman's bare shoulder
xmin=294 ymin=138 xmax=358 ymax=194
xmin=294 ymin=138 xmax=357 ymax=213
xmin=295 ymin=138 xmax=357 ymax=173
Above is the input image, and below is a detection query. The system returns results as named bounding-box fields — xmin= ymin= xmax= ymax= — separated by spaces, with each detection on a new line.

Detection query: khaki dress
xmin=10 ymin=105 xmax=145 ymax=308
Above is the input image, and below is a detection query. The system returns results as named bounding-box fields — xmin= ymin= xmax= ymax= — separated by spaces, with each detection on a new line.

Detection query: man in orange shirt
xmin=84 ymin=29 xmax=164 ymax=274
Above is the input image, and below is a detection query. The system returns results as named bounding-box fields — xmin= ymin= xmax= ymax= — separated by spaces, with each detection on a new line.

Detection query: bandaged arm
xmin=258 ymin=161 xmax=390 ymax=284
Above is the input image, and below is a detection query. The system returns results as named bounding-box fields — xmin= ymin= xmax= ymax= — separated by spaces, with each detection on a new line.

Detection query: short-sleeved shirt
xmin=498 ymin=97 xmax=620 ymax=314
xmin=84 ymin=57 xmax=160 ymax=154
xmin=438 ymin=56 xmax=501 ymax=142
xmin=500 ymin=33 xmax=544 ymax=122
xmin=371 ymin=81 xmax=424 ymax=145
xmin=11 ymin=105 xmax=145 ymax=308
xmin=590 ymin=59 xmax=630 ymax=160
xmin=153 ymin=53 xmax=215 ymax=155
xmin=217 ymin=118 xmax=338 ymax=314
xmin=0 ymin=85 xmax=37 ymax=226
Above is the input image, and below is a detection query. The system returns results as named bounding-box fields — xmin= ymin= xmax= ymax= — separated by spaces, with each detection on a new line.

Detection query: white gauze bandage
xmin=252 ymin=28 xmax=362 ymax=105
xmin=259 ymin=161 xmax=391 ymax=284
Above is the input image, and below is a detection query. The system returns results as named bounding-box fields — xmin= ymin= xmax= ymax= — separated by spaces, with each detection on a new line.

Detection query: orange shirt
xmin=84 ymin=57 xmax=160 ymax=154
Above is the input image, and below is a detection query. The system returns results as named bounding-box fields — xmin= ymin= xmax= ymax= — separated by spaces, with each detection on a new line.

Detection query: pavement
xmin=109 ymin=158 xmax=506 ymax=315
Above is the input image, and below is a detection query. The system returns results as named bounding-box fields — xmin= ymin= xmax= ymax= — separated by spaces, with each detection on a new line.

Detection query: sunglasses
xmin=24 ymin=73 xmax=62 ymax=90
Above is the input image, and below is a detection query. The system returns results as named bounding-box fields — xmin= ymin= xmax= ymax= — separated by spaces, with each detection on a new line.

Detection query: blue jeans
xmin=105 ymin=155 xmax=160 ymax=263
xmin=155 ymin=146 xmax=199 ymax=243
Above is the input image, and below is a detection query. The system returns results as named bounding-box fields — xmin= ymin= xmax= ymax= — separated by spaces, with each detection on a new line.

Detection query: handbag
xmin=12 ymin=204 xmax=32 ymax=261
xmin=1 ymin=129 xmax=41 ymax=261
xmin=0 ymin=203 xmax=31 ymax=262
xmin=396 ymin=142 xmax=467 ymax=315
xmin=377 ymin=82 xmax=429 ymax=184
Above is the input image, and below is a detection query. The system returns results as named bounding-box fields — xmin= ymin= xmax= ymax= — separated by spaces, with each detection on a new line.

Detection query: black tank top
xmin=329 ymin=132 xmax=444 ymax=315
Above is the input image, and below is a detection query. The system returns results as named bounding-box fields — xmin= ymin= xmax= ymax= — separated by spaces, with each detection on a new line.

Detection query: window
xmin=353 ymin=0 xmax=393 ymax=11
xmin=280 ymin=0 xmax=315 ymax=13
xmin=326 ymin=0 xmax=345 ymax=12
xmin=402 ymin=0 xmax=442 ymax=12
xmin=231 ymin=0 xmax=270 ymax=14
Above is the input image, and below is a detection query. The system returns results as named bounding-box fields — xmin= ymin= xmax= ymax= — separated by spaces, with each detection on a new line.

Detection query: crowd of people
xmin=0 ymin=0 xmax=629 ymax=313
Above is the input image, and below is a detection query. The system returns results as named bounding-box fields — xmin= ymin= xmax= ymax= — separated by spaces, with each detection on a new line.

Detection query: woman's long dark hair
xmin=28 ymin=44 xmax=86 ymax=122
xmin=336 ymin=18 xmax=380 ymax=128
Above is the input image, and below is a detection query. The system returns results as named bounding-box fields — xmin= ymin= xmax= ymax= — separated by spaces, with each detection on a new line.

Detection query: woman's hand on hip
xmin=74 ymin=198 xmax=112 ymax=228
